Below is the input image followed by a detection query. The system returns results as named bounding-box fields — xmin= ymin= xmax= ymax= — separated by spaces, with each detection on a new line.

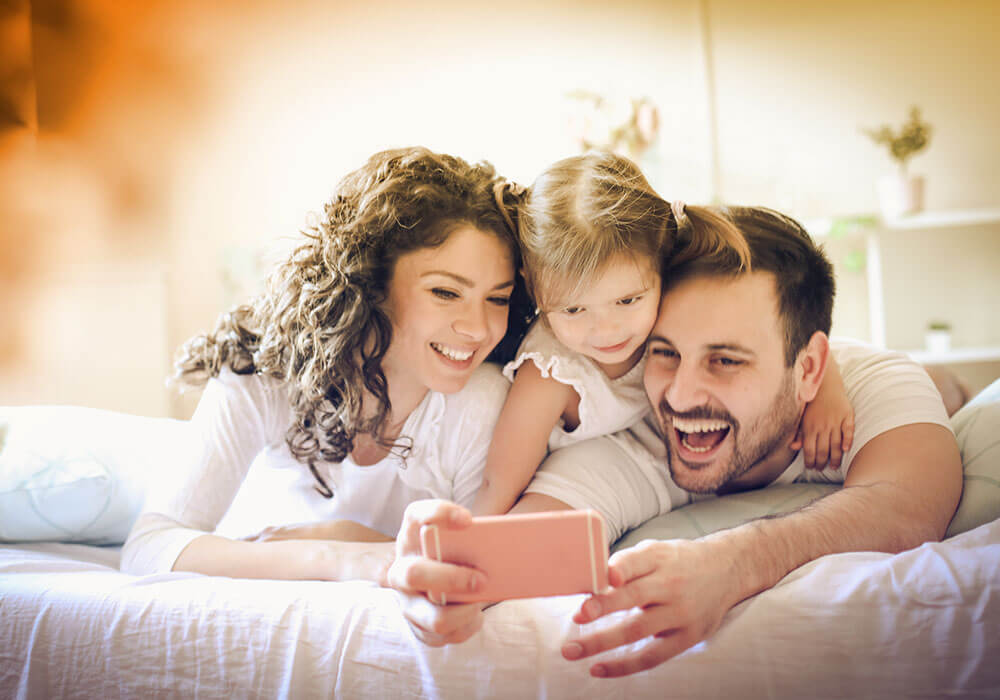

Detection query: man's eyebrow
xmin=706 ymin=343 xmax=756 ymax=356
xmin=421 ymin=270 xmax=515 ymax=291
xmin=647 ymin=335 xmax=756 ymax=356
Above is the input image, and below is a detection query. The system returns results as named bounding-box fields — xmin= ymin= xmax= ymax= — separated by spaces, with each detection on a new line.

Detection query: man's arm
xmin=562 ymin=422 xmax=962 ymax=678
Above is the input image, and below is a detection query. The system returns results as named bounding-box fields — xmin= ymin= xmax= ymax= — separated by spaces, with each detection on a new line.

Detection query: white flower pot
xmin=925 ymin=329 xmax=952 ymax=354
xmin=877 ymin=173 xmax=924 ymax=220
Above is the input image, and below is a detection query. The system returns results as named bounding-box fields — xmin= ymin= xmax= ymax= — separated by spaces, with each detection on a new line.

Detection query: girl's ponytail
xmin=669 ymin=203 xmax=752 ymax=272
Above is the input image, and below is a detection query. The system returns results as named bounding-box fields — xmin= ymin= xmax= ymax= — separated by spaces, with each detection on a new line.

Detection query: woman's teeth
xmin=431 ymin=343 xmax=473 ymax=361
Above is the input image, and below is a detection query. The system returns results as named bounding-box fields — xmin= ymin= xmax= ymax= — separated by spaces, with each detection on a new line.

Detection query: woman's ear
xmin=795 ymin=331 xmax=830 ymax=403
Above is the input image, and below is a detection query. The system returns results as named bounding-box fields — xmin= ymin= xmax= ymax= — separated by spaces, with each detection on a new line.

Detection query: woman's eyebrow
xmin=421 ymin=270 xmax=515 ymax=290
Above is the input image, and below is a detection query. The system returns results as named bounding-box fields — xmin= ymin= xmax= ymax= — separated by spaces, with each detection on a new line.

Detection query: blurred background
xmin=1 ymin=0 xmax=998 ymax=419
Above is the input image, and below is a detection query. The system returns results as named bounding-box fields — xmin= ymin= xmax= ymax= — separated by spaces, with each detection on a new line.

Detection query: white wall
xmin=1 ymin=0 xmax=997 ymax=416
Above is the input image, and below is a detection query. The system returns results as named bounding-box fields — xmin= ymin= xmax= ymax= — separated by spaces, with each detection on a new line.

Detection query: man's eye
xmin=714 ymin=356 xmax=743 ymax=367
xmin=649 ymin=345 xmax=677 ymax=359
xmin=432 ymin=288 xmax=459 ymax=300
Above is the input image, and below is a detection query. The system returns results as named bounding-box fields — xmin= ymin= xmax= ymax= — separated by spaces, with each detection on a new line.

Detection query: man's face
xmin=643 ymin=272 xmax=804 ymax=494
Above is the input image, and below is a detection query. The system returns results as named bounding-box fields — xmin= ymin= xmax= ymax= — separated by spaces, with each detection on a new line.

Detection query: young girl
xmin=472 ymin=152 xmax=852 ymax=518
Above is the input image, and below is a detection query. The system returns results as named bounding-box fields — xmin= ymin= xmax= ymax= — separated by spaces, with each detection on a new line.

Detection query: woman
xmin=120 ymin=146 xmax=532 ymax=583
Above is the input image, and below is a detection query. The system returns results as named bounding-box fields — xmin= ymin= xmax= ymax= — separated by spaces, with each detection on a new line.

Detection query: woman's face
xmin=382 ymin=225 xmax=516 ymax=400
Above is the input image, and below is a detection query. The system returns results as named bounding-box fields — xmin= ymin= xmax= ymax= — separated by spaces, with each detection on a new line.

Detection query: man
xmin=389 ymin=206 xmax=962 ymax=675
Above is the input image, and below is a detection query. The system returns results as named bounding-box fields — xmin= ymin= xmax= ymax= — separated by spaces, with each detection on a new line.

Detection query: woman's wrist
xmin=312 ymin=540 xmax=396 ymax=584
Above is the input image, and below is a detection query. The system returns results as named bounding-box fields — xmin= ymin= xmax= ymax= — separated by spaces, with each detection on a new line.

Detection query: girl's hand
xmin=791 ymin=397 xmax=855 ymax=470
xmin=386 ymin=499 xmax=488 ymax=646
xmin=791 ymin=356 xmax=855 ymax=470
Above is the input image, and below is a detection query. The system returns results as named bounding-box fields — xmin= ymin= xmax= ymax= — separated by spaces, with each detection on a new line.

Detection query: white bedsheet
xmin=2 ymin=520 xmax=999 ymax=699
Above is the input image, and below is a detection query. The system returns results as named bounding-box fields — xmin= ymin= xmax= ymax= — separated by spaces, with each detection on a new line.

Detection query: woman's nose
xmin=453 ymin=301 xmax=488 ymax=342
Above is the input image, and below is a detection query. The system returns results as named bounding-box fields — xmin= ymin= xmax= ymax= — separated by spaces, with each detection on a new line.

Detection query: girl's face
xmin=544 ymin=253 xmax=661 ymax=377
xmin=382 ymin=225 xmax=516 ymax=401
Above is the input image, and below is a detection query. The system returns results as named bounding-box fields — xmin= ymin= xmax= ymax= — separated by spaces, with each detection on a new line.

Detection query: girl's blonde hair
xmin=512 ymin=151 xmax=750 ymax=309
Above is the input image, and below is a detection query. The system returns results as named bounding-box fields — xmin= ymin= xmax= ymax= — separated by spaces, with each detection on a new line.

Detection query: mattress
xmin=2 ymin=517 xmax=999 ymax=699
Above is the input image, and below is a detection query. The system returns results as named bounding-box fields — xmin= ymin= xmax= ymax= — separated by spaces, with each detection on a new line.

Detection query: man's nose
xmin=664 ymin=360 xmax=706 ymax=413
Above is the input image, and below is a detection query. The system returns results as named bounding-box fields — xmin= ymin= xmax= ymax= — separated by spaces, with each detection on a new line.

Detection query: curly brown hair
xmin=174 ymin=147 xmax=532 ymax=496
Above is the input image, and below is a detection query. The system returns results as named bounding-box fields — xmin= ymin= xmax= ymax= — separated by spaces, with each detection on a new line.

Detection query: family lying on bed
xmin=120 ymin=147 xmax=962 ymax=679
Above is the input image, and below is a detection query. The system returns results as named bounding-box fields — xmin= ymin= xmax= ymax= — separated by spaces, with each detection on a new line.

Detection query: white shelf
xmin=903 ymin=346 xmax=1000 ymax=365
xmin=803 ymin=208 xmax=1000 ymax=351
xmin=882 ymin=207 xmax=1000 ymax=231
xmin=804 ymin=207 xmax=1000 ymax=237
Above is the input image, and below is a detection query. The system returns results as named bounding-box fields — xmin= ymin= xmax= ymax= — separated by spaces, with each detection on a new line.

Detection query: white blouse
xmin=121 ymin=363 xmax=509 ymax=575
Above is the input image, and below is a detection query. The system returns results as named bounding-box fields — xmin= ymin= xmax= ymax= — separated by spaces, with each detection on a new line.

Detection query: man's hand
xmin=385 ymin=499 xmax=488 ymax=646
xmin=561 ymin=538 xmax=738 ymax=678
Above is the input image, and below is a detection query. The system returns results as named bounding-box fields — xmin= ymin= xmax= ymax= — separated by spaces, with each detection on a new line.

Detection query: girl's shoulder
xmin=502 ymin=323 xmax=583 ymax=382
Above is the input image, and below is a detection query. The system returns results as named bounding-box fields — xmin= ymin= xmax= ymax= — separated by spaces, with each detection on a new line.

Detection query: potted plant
xmin=863 ymin=106 xmax=931 ymax=220
xmin=925 ymin=320 xmax=952 ymax=354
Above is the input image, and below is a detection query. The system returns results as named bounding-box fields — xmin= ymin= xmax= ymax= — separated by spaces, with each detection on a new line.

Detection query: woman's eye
xmin=489 ymin=296 xmax=512 ymax=307
xmin=431 ymin=288 xmax=459 ymax=300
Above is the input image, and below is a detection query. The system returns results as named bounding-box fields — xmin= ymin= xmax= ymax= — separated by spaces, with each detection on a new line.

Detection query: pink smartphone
xmin=419 ymin=509 xmax=609 ymax=604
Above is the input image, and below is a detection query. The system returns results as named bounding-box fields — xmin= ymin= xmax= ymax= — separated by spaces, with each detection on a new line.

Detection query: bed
xmin=2 ymin=381 xmax=999 ymax=699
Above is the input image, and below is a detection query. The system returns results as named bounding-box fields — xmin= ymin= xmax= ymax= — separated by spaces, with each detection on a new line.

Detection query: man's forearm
xmin=702 ymin=480 xmax=948 ymax=607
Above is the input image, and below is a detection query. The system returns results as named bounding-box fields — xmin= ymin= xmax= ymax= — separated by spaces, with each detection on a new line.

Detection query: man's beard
xmin=660 ymin=370 xmax=801 ymax=494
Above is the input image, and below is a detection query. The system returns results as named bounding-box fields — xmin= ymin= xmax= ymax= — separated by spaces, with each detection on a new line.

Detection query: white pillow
xmin=946 ymin=376 xmax=1000 ymax=537
xmin=0 ymin=406 xmax=189 ymax=545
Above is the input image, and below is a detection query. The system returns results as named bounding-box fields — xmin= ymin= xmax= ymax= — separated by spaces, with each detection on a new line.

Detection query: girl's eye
xmin=489 ymin=296 xmax=512 ymax=307
xmin=432 ymin=288 xmax=459 ymax=300
xmin=618 ymin=295 xmax=641 ymax=306
xmin=562 ymin=306 xmax=583 ymax=315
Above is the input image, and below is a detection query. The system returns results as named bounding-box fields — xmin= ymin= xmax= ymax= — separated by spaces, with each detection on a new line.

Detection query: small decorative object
xmin=566 ymin=91 xmax=659 ymax=160
xmin=925 ymin=320 xmax=952 ymax=355
xmin=863 ymin=106 xmax=932 ymax=220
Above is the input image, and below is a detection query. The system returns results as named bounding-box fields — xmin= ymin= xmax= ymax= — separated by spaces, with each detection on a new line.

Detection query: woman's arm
xmin=174 ymin=531 xmax=395 ymax=583
xmin=470 ymin=361 xmax=575 ymax=516
xmin=242 ymin=519 xmax=394 ymax=543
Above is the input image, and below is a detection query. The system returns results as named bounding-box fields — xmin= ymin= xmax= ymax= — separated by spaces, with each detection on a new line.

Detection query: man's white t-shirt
xmin=526 ymin=339 xmax=953 ymax=542
xmin=121 ymin=364 xmax=509 ymax=575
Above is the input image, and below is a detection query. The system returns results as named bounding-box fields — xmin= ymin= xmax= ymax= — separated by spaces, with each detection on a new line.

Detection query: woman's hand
xmin=386 ymin=499 xmax=488 ymax=646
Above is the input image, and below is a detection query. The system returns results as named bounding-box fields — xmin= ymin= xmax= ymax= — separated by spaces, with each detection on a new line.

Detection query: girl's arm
xmin=791 ymin=355 xmax=855 ymax=469
xmin=470 ymin=361 xmax=576 ymax=516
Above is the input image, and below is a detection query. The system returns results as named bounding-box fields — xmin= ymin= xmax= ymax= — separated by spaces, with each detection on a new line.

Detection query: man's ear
xmin=796 ymin=331 xmax=830 ymax=403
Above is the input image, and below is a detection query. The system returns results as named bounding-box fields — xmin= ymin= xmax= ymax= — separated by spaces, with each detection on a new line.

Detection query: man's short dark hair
xmin=661 ymin=206 xmax=835 ymax=366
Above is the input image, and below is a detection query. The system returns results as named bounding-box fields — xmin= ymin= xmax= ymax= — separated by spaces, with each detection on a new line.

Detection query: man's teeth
xmin=432 ymin=343 xmax=473 ymax=361
xmin=672 ymin=417 xmax=730 ymax=434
